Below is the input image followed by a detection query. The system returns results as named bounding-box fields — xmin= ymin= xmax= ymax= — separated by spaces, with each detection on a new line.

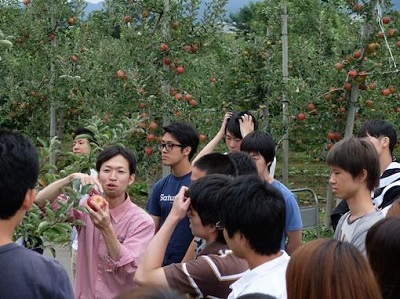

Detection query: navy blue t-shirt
xmin=0 ymin=243 xmax=73 ymax=299
xmin=146 ymin=172 xmax=193 ymax=265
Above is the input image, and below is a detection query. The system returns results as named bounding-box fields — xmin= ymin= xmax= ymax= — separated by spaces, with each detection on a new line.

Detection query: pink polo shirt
xmin=71 ymin=195 xmax=155 ymax=299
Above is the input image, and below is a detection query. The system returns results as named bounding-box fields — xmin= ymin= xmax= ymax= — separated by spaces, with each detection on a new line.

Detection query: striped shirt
xmin=164 ymin=241 xmax=248 ymax=298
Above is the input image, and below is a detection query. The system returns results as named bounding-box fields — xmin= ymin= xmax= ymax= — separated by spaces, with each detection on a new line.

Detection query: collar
xmin=109 ymin=194 xmax=133 ymax=223
xmin=199 ymin=241 xmax=230 ymax=256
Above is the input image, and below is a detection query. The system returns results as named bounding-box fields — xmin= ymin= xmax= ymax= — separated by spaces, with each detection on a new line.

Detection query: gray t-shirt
xmin=0 ymin=243 xmax=73 ymax=299
xmin=335 ymin=210 xmax=384 ymax=255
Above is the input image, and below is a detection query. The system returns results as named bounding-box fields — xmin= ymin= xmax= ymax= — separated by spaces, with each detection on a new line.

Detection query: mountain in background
xmin=84 ymin=0 xmax=400 ymax=17
xmin=84 ymin=0 xmax=260 ymax=18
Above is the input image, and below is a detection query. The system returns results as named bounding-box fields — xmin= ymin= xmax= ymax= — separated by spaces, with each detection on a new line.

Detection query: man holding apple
xmin=36 ymin=145 xmax=155 ymax=299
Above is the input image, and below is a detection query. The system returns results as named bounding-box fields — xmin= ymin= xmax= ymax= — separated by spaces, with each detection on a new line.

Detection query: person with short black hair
xmin=227 ymin=151 xmax=258 ymax=176
xmin=241 ymin=131 xmax=302 ymax=255
xmin=0 ymin=129 xmax=73 ymax=298
xmin=218 ymin=175 xmax=289 ymax=298
xmin=136 ymin=174 xmax=248 ymax=298
xmin=331 ymin=119 xmax=400 ymax=229
xmin=191 ymin=152 xmax=237 ymax=181
xmin=328 ymin=137 xmax=383 ymax=255
xmin=146 ymin=122 xmax=199 ymax=265
xmin=36 ymin=145 xmax=154 ymax=298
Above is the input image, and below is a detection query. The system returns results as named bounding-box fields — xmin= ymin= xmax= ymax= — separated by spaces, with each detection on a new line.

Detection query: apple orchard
xmin=0 ymin=0 xmax=399 ymax=175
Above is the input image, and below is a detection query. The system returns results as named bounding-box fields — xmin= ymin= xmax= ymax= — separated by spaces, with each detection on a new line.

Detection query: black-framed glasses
xmin=216 ymin=221 xmax=225 ymax=230
xmin=159 ymin=143 xmax=186 ymax=152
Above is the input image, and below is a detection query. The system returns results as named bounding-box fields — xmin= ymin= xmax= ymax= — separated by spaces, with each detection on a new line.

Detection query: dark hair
xmin=96 ymin=145 xmax=136 ymax=175
xmin=358 ymin=119 xmax=397 ymax=155
xmin=225 ymin=111 xmax=258 ymax=139
xmin=115 ymin=286 xmax=186 ymax=299
xmin=193 ymin=153 xmax=236 ymax=177
xmin=218 ymin=175 xmax=285 ymax=255
xmin=164 ymin=122 xmax=199 ymax=161
xmin=366 ymin=217 xmax=400 ymax=299
xmin=287 ymin=238 xmax=382 ymax=299
xmin=188 ymin=174 xmax=232 ymax=244
xmin=241 ymin=131 xmax=275 ymax=168
xmin=72 ymin=126 xmax=98 ymax=146
xmin=227 ymin=151 xmax=258 ymax=176
xmin=326 ymin=137 xmax=380 ymax=191
xmin=0 ymin=129 xmax=39 ymax=219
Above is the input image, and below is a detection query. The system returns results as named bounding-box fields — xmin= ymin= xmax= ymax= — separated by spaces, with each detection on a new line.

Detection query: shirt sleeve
xmin=107 ymin=217 xmax=155 ymax=276
xmin=285 ymin=193 xmax=303 ymax=232
xmin=163 ymin=257 xmax=215 ymax=298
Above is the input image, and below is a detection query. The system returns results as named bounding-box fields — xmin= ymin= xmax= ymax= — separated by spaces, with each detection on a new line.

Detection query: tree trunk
xmin=281 ymin=1 xmax=289 ymax=185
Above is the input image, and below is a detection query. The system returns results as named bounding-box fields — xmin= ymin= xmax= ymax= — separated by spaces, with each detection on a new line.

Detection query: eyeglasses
xmin=216 ymin=221 xmax=225 ymax=230
xmin=159 ymin=143 xmax=186 ymax=152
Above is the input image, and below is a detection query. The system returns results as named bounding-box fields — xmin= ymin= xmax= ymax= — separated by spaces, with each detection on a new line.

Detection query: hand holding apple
xmin=87 ymin=194 xmax=107 ymax=212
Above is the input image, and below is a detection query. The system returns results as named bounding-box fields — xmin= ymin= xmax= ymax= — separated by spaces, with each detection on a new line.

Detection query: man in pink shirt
xmin=36 ymin=145 xmax=155 ymax=298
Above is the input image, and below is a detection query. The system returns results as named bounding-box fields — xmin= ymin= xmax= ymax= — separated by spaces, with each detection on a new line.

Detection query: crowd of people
xmin=0 ymin=114 xmax=399 ymax=299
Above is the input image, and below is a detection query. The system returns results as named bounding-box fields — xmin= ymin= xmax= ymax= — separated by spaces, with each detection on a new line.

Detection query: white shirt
xmin=72 ymin=169 xmax=97 ymax=250
xmin=228 ymin=250 xmax=289 ymax=299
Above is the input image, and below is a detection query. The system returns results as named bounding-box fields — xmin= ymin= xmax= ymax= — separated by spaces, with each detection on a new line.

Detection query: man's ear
xmin=381 ymin=136 xmax=390 ymax=150
xmin=183 ymin=146 xmax=192 ymax=157
xmin=357 ymin=169 xmax=368 ymax=184
xmin=21 ymin=189 xmax=36 ymax=211
xmin=128 ymin=174 xmax=136 ymax=186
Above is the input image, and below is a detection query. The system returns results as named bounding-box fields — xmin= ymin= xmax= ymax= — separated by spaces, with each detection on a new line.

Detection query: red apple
xmin=189 ymin=99 xmax=197 ymax=107
xmin=353 ymin=50 xmax=362 ymax=59
xmin=87 ymin=194 xmax=106 ymax=211
xmin=209 ymin=77 xmax=217 ymax=83
xmin=22 ymin=0 xmax=30 ymax=5
xmin=171 ymin=21 xmax=179 ymax=30
xmin=145 ymin=147 xmax=154 ymax=155
xmin=160 ymin=43 xmax=169 ymax=52
xmin=116 ymin=69 xmax=127 ymax=80
xmin=307 ymin=102 xmax=316 ymax=111
xmin=334 ymin=62 xmax=343 ymax=71
xmin=368 ymin=82 xmax=377 ymax=90
xmin=388 ymin=28 xmax=397 ymax=38
xmin=163 ymin=57 xmax=172 ymax=65
xmin=366 ymin=100 xmax=374 ymax=107
xmin=382 ymin=16 xmax=390 ymax=24
xmin=184 ymin=94 xmax=193 ymax=102
xmin=139 ymin=103 xmax=146 ymax=109
xmin=142 ymin=9 xmax=150 ymax=18
xmin=382 ymin=89 xmax=391 ymax=96
xmin=176 ymin=66 xmax=185 ymax=75
xmin=147 ymin=133 xmax=155 ymax=142
xmin=297 ymin=112 xmax=306 ymax=121
xmin=175 ymin=93 xmax=183 ymax=100
xmin=352 ymin=3 xmax=363 ymax=12
xmin=348 ymin=69 xmax=358 ymax=78
xmin=149 ymin=121 xmax=158 ymax=131
xmin=69 ymin=55 xmax=77 ymax=62
xmin=191 ymin=44 xmax=199 ymax=53
xmin=68 ymin=17 xmax=75 ymax=26
xmin=124 ymin=15 xmax=132 ymax=24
